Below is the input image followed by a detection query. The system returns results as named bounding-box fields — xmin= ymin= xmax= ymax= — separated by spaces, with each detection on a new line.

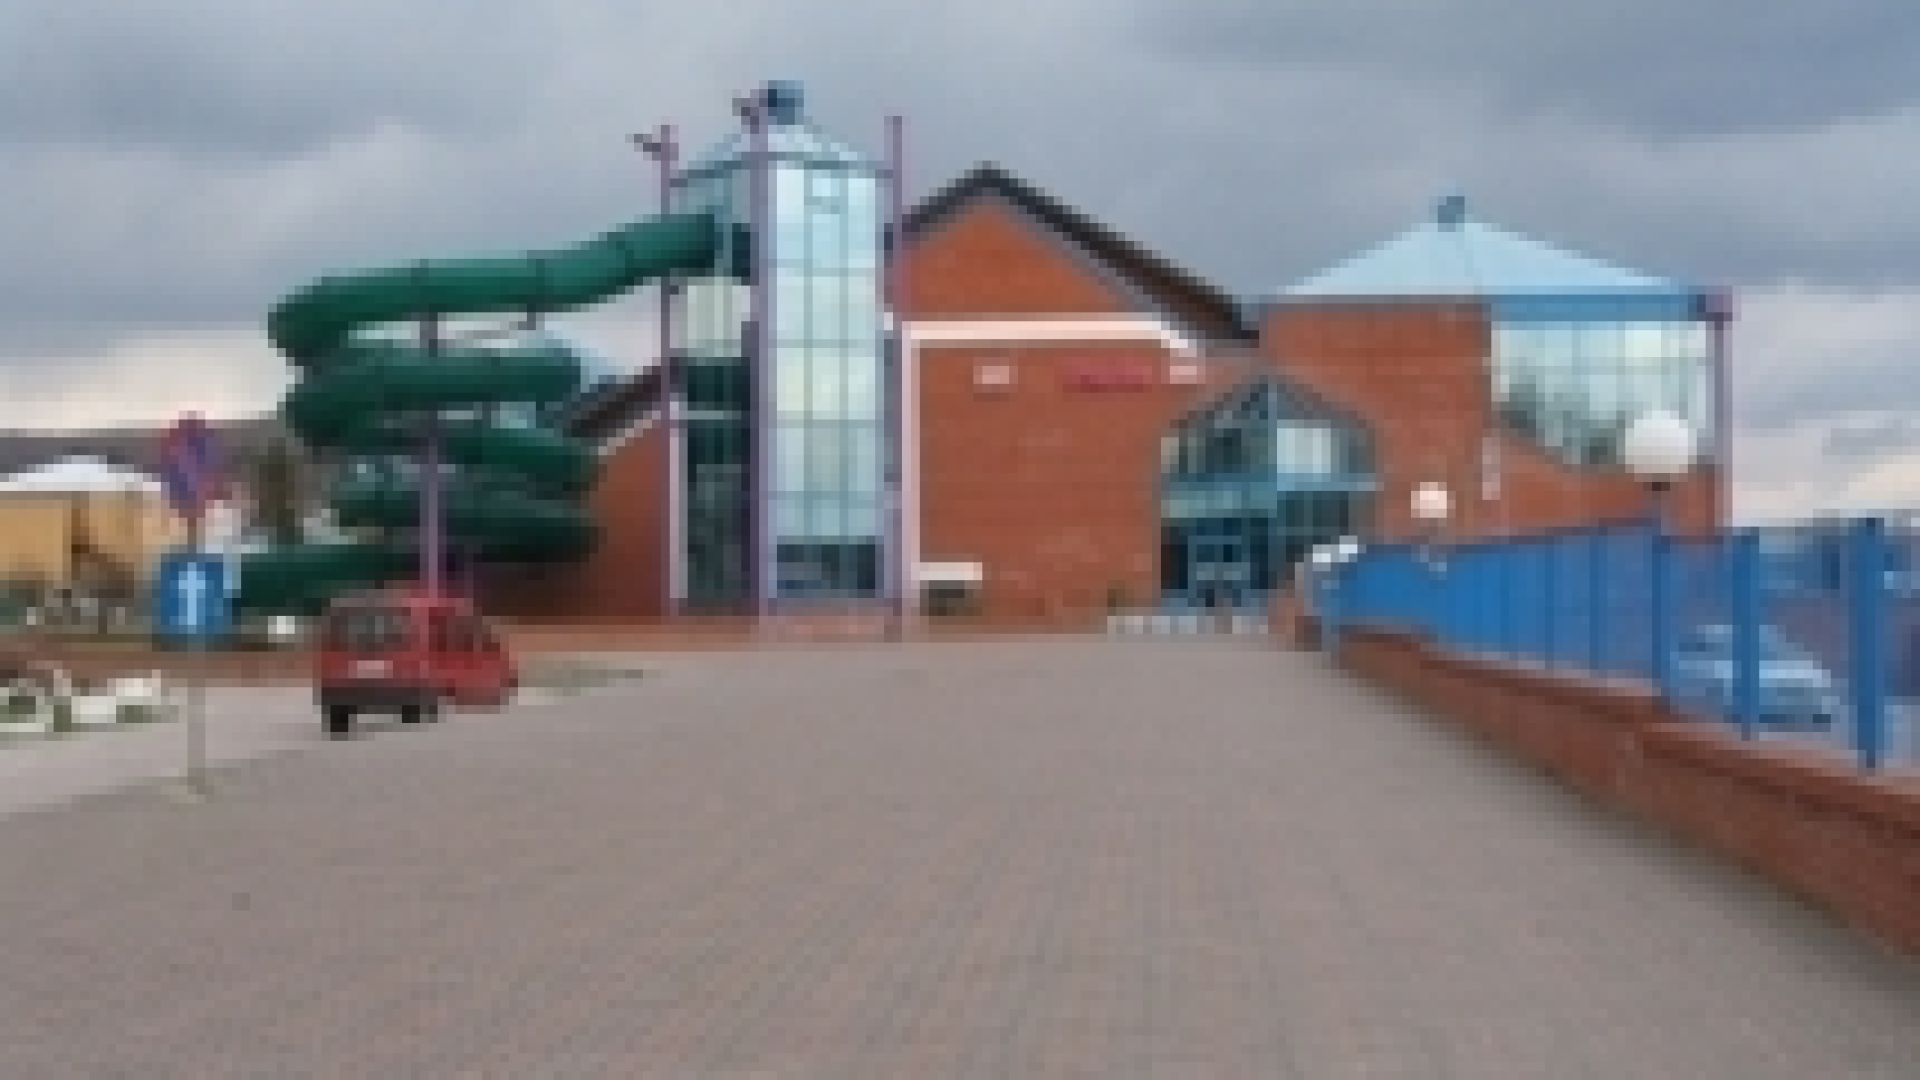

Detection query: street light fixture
xmin=1332 ymin=535 xmax=1363 ymax=565
xmin=1622 ymin=409 xmax=1697 ymax=701
xmin=629 ymin=124 xmax=680 ymax=616
xmin=1622 ymin=409 xmax=1696 ymax=497
xmin=1410 ymin=479 xmax=1452 ymax=571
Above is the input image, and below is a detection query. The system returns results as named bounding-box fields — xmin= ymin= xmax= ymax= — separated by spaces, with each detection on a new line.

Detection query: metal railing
xmin=1324 ymin=518 xmax=1920 ymax=775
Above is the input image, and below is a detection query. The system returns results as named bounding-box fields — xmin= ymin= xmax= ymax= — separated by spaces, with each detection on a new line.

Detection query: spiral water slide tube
xmin=238 ymin=213 xmax=728 ymax=612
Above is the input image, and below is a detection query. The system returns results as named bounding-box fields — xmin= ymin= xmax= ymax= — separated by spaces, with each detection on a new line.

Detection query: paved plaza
xmin=1 ymin=640 xmax=1916 ymax=1077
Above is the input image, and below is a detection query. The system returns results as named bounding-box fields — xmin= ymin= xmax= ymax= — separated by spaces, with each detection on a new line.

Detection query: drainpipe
xmin=735 ymin=91 xmax=771 ymax=623
xmin=884 ymin=113 xmax=906 ymax=639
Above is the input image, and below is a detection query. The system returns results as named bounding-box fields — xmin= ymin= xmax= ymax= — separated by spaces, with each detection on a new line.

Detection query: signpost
xmin=157 ymin=413 xmax=225 ymax=798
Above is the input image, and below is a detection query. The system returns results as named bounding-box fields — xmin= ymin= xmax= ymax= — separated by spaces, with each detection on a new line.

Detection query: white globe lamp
xmin=1410 ymin=481 xmax=1452 ymax=526
xmin=1622 ymin=410 xmax=1696 ymax=490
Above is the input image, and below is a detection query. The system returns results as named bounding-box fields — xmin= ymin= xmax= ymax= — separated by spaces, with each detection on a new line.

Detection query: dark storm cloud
xmin=1155 ymin=1 xmax=1920 ymax=136
xmin=0 ymin=0 xmax=556 ymax=156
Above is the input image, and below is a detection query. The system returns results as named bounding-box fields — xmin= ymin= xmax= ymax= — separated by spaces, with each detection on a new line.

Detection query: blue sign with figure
xmin=154 ymin=551 xmax=230 ymax=642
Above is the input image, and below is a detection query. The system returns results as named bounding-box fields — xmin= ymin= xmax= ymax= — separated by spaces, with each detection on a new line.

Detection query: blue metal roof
xmin=1283 ymin=198 xmax=1691 ymax=301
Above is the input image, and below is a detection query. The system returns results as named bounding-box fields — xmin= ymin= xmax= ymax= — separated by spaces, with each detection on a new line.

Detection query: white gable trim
xmin=904 ymin=316 xmax=1198 ymax=358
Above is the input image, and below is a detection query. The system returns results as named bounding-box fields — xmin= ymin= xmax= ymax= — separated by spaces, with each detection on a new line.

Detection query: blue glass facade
xmin=1491 ymin=295 xmax=1715 ymax=468
xmin=1160 ymin=379 xmax=1376 ymax=611
xmin=768 ymin=163 xmax=886 ymax=598
xmin=672 ymin=83 xmax=888 ymax=609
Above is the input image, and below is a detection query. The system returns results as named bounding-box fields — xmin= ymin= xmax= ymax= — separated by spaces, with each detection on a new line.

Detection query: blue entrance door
xmin=1190 ymin=534 xmax=1252 ymax=611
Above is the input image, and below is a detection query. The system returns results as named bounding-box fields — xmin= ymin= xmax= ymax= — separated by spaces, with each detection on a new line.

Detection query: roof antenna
xmin=1436 ymin=193 xmax=1467 ymax=230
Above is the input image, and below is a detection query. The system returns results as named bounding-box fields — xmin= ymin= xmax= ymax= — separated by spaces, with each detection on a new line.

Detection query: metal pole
xmin=640 ymin=125 xmax=680 ymax=618
xmin=185 ymin=512 xmax=207 ymax=798
xmin=884 ymin=113 xmax=905 ymax=640
xmin=1730 ymin=527 xmax=1762 ymax=741
xmin=420 ymin=311 xmax=444 ymax=599
xmin=739 ymin=93 xmax=772 ymax=625
xmin=1709 ymin=293 xmax=1732 ymax=528
xmin=1540 ymin=536 xmax=1556 ymax=669
xmin=1849 ymin=516 xmax=1888 ymax=770
xmin=1650 ymin=484 xmax=1675 ymax=700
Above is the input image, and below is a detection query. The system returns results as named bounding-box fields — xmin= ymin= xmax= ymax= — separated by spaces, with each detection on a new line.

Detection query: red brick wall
xmin=482 ymin=421 xmax=667 ymax=618
xmin=903 ymin=200 xmax=1133 ymax=316
xmin=916 ymin=343 xmax=1233 ymax=620
xmin=1344 ymin=628 xmax=1920 ymax=955
xmin=1261 ymin=303 xmax=1721 ymax=539
xmin=902 ymin=195 xmax=1251 ymax=620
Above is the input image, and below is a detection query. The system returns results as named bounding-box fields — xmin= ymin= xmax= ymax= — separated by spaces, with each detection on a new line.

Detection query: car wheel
xmin=324 ymin=705 xmax=354 ymax=739
xmin=401 ymin=696 xmax=441 ymax=725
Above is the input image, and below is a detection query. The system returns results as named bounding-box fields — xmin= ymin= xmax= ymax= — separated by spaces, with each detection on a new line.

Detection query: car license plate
xmin=352 ymin=659 xmax=392 ymax=678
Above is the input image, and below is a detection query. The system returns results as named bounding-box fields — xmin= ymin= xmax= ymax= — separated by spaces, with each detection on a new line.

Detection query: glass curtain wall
xmin=769 ymin=162 xmax=884 ymax=599
xmin=1160 ymin=379 xmax=1376 ymax=611
xmin=673 ymin=161 xmax=753 ymax=609
xmin=673 ymin=84 xmax=887 ymax=609
xmin=1491 ymin=299 xmax=1715 ymax=468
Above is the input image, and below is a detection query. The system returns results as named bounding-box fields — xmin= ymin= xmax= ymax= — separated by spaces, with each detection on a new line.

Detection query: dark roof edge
xmin=905 ymin=163 xmax=1256 ymax=344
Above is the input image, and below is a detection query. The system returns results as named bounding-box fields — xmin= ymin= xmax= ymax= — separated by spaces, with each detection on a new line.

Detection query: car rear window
xmin=324 ymin=607 xmax=414 ymax=652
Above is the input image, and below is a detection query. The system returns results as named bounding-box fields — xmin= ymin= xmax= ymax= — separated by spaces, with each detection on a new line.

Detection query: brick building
xmin=489 ymin=88 xmax=1726 ymax=624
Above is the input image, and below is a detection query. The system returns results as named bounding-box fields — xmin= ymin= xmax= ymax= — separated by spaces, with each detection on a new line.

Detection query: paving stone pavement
xmin=0 ymin=640 xmax=1915 ymax=1078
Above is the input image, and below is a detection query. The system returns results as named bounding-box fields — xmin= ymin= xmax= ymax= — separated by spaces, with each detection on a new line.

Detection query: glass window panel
xmin=1676 ymin=320 xmax=1710 ymax=361
xmin=842 ymin=178 xmax=880 ymax=269
xmin=807 ymin=499 xmax=841 ymax=538
xmin=1623 ymin=321 xmax=1666 ymax=363
xmin=804 ymin=426 xmax=845 ymax=490
xmin=843 ymin=498 xmax=880 ymax=538
xmin=774 ymin=354 xmax=809 ymax=418
xmin=1575 ymin=320 xmax=1617 ymax=365
xmin=805 ymin=346 xmax=844 ymax=418
xmin=809 ymin=273 xmax=845 ymax=342
xmin=841 ymin=346 xmax=879 ymax=420
xmin=775 ymin=425 xmax=807 ymax=494
xmin=773 ymin=166 xmax=809 ymax=263
xmin=826 ymin=274 xmax=876 ymax=344
xmin=773 ymin=496 xmax=806 ymax=537
xmin=844 ymin=423 xmax=881 ymax=494
xmin=1495 ymin=323 xmax=1537 ymax=368
xmin=774 ymin=270 xmax=807 ymax=342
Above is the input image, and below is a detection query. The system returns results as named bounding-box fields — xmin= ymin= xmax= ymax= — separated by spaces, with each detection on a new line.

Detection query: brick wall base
xmin=1340 ymin=628 xmax=1920 ymax=956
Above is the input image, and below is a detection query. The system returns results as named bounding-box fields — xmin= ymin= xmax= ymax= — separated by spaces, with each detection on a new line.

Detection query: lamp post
xmin=1410 ymin=480 xmax=1452 ymax=562
xmin=1622 ymin=409 xmax=1698 ymax=699
xmin=1308 ymin=545 xmax=1339 ymax=652
xmin=630 ymin=125 xmax=680 ymax=617
xmin=1622 ymin=409 xmax=1697 ymax=522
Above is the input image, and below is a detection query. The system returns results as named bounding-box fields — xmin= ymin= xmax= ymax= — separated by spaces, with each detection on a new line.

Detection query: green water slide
xmin=238 ymin=213 xmax=728 ymax=612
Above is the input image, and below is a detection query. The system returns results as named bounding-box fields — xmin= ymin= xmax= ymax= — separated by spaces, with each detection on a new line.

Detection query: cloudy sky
xmin=3 ymin=0 xmax=1916 ymax=520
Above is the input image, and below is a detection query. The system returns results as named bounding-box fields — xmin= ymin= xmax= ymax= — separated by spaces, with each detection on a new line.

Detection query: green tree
xmin=244 ymin=436 xmax=308 ymax=545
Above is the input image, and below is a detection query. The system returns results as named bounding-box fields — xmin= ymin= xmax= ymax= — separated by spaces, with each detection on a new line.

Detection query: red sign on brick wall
xmin=1062 ymin=360 xmax=1156 ymax=391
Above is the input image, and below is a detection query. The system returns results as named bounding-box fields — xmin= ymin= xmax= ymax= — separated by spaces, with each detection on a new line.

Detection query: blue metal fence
xmin=1326 ymin=518 xmax=1920 ymax=776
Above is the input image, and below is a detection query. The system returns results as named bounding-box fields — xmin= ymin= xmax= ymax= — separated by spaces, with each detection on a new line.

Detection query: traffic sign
xmin=159 ymin=413 xmax=225 ymax=522
xmin=153 ymin=551 xmax=231 ymax=642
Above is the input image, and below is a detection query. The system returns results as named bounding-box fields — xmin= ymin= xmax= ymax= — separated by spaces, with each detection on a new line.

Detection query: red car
xmin=315 ymin=589 xmax=516 ymax=738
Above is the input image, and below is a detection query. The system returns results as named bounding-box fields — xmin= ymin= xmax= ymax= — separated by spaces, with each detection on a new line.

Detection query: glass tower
xmin=674 ymin=82 xmax=888 ymax=610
